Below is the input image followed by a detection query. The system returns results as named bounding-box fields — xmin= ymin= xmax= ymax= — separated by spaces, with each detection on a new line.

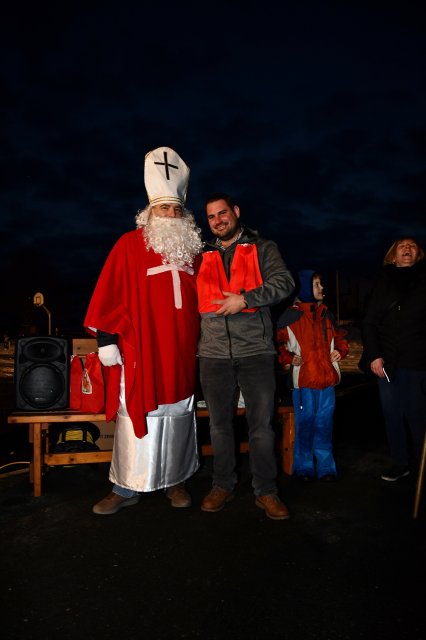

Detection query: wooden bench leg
xmin=30 ymin=423 xmax=45 ymax=498
xmin=280 ymin=412 xmax=295 ymax=475
xmin=28 ymin=424 xmax=34 ymax=485
xmin=413 ymin=429 xmax=426 ymax=519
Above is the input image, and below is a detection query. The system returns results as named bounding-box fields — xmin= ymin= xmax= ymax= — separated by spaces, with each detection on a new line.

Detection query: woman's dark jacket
xmin=361 ymin=259 xmax=426 ymax=376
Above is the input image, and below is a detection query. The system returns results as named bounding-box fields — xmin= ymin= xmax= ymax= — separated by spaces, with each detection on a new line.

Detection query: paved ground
xmin=1 ymin=376 xmax=425 ymax=640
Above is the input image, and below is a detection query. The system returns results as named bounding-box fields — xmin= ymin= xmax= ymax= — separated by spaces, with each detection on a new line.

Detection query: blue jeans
xmin=199 ymin=355 xmax=278 ymax=497
xmin=113 ymin=484 xmax=138 ymax=498
xmin=292 ymin=387 xmax=337 ymax=478
xmin=378 ymin=367 xmax=426 ymax=469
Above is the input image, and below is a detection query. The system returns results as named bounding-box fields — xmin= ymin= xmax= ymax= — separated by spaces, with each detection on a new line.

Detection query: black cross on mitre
xmin=154 ymin=150 xmax=179 ymax=180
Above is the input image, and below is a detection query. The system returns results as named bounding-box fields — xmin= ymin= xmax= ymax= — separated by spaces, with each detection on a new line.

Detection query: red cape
xmin=84 ymin=230 xmax=200 ymax=438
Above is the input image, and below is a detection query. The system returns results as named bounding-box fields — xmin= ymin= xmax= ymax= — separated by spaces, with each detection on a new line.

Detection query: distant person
xmin=276 ymin=270 xmax=349 ymax=481
xmin=85 ymin=147 xmax=203 ymax=514
xmin=197 ymin=192 xmax=295 ymax=520
xmin=361 ymin=237 xmax=426 ymax=481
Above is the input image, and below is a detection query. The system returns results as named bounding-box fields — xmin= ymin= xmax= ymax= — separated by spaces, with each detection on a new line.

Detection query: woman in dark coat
xmin=361 ymin=237 xmax=426 ymax=481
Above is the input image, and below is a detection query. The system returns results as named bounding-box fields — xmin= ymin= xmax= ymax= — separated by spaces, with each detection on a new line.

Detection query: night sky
xmin=2 ymin=1 xmax=426 ymax=335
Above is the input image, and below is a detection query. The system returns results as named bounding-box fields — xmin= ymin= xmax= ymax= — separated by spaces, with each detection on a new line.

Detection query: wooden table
xmin=7 ymin=405 xmax=294 ymax=497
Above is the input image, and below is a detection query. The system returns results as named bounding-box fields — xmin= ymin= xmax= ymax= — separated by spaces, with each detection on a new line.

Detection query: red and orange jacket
xmin=277 ymin=302 xmax=349 ymax=389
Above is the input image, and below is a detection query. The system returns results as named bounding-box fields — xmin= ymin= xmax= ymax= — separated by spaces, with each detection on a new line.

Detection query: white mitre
xmin=144 ymin=147 xmax=190 ymax=206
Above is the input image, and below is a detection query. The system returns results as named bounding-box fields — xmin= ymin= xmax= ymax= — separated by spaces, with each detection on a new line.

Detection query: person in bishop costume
xmin=85 ymin=147 xmax=203 ymax=515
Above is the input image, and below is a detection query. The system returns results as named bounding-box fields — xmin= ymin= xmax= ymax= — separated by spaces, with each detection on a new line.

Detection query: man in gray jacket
xmin=197 ymin=193 xmax=295 ymax=519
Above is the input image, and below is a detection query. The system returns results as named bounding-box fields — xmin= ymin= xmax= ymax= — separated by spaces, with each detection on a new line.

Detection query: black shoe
xmin=320 ymin=474 xmax=337 ymax=482
xmin=381 ymin=465 xmax=410 ymax=482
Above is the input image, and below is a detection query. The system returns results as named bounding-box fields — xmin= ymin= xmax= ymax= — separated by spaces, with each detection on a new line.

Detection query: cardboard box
xmin=90 ymin=420 xmax=115 ymax=451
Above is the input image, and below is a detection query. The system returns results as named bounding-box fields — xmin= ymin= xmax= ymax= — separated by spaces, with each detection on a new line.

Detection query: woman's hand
xmin=371 ymin=357 xmax=385 ymax=378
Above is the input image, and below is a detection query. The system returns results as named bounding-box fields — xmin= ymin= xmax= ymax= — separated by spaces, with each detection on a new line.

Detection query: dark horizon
xmin=2 ymin=263 xmax=372 ymax=339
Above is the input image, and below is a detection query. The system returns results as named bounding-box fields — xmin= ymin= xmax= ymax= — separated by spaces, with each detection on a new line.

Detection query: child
xmin=276 ymin=270 xmax=349 ymax=481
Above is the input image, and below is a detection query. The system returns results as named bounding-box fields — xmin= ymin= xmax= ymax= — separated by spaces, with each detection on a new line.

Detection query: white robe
xmin=109 ymin=369 xmax=199 ymax=492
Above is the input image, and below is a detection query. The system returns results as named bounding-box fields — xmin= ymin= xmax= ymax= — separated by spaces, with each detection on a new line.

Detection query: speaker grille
xmin=19 ymin=364 xmax=66 ymax=409
xmin=21 ymin=340 xmax=66 ymax=363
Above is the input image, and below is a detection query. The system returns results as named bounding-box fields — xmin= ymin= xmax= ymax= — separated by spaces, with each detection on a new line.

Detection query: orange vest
xmin=197 ymin=244 xmax=263 ymax=313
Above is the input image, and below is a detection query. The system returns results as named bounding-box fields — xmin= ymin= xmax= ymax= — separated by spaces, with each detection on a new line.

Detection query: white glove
xmin=98 ymin=344 xmax=123 ymax=367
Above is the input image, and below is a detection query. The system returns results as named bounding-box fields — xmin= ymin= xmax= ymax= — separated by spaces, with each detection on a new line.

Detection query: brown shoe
xmin=201 ymin=487 xmax=234 ymax=512
xmin=166 ymin=483 xmax=192 ymax=508
xmin=255 ymin=494 xmax=290 ymax=520
xmin=92 ymin=491 xmax=140 ymax=515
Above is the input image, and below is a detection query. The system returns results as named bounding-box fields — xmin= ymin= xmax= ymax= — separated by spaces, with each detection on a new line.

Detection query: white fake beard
xmin=144 ymin=215 xmax=203 ymax=267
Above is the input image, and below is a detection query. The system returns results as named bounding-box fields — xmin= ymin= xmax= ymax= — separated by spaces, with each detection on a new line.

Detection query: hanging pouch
xmin=69 ymin=353 xmax=105 ymax=413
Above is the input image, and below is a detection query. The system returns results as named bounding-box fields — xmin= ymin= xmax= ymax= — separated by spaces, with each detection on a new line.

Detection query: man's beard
xmin=144 ymin=215 xmax=203 ymax=267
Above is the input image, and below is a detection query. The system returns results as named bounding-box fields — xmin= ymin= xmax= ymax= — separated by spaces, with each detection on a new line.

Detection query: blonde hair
xmin=383 ymin=237 xmax=425 ymax=265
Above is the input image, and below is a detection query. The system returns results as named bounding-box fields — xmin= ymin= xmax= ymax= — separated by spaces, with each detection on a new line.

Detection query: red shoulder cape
xmin=84 ymin=230 xmax=200 ymax=437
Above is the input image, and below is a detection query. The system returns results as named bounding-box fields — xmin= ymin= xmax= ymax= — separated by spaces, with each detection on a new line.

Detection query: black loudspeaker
xmin=15 ymin=337 xmax=70 ymax=411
